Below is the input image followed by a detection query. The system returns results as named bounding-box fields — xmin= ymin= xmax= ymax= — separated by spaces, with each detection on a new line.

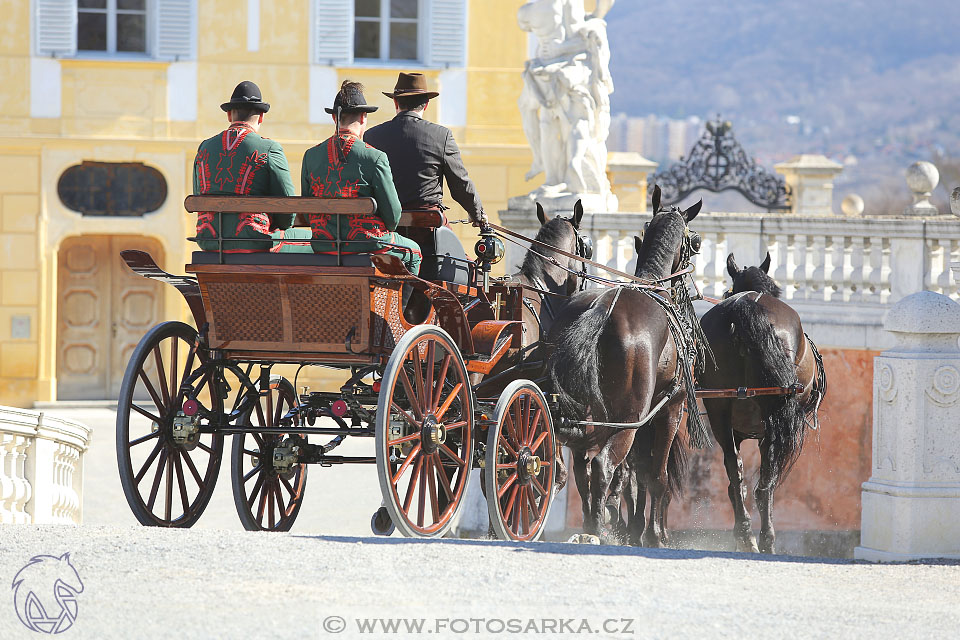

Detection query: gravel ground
xmin=1 ymin=525 xmax=958 ymax=640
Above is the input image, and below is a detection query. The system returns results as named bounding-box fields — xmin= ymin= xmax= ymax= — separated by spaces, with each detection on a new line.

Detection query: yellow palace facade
xmin=0 ymin=0 xmax=532 ymax=406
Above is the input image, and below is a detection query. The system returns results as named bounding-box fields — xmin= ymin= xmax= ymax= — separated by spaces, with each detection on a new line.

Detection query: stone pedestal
xmin=855 ymin=291 xmax=960 ymax=562
xmin=507 ymin=188 xmax=617 ymax=215
xmin=606 ymin=152 xmax=658 ymax=212
xmin=903 ymin=161 xmax=940 ymax=216
xmin=774 ymin=154 xmax=843 ymax=215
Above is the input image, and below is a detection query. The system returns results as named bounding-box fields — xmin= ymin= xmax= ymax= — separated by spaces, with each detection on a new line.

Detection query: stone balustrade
xmin=0 ymin=406 xmax=90 ymax=525
xmin=500 ymin=209 xmax=960 ymax=350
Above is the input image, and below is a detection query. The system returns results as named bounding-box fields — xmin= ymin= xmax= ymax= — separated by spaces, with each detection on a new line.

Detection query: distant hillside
xmin=604 ymin=0 xmax=960 ymax=211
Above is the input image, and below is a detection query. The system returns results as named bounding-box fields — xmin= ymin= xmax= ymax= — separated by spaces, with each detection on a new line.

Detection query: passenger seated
xmin=300 ymin=81 xmax=422 ymax=275
xmin=193 ymin=81 xmax=300 ymax=253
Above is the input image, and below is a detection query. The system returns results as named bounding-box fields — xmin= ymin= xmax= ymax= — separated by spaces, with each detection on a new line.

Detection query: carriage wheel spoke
xmin=248 ymin=473 xmax=265 ymax=510
xmin=169 ymin=338 xmax=179 ymax=404
xmin=432 ymin=354 xmax=451 ymax=410
xmin=273 ymin=480 xmax=286 ymax=519
xmin=389 ymin=402 xmax=421 ymax=430
xmin=523 ymin=397 xmax=534 ymax=445
xmin=164 ymin=452 xmax=174 ymax=521
xmin=138 ymin=370 xmax=165 ymax=415
xmin=438 ymin=443 xmax=464 ymax=467
xmin=398 ymin=368 xmax=423 ymax=420
xmin=526 ymin=484 xmax=541 ymax=519
xmin=521 ymin=487 xmax=533 ymax=534
xmin=531 ymin=475 xmax=548 ymax=497
xmin=131 ymin=404 xmax=162 ymax=425
xmin=498 ymin=472 xmax=518 ymax=499
xmin=129 ymin=430 xmax=159 ymax=447
xmin=530 ymin=430 xmax=549 ymax=454
xmin=146 ymin=448 xmax=167 ymax=510
xmin=279 ymin=472 xmax=296 ymax=498
xmin=388 ymin=431 xmax=421 ymax=447
xmin=253 ymin=397 xmax=267 ymax=428
xmin=514 ymin=401 xmax=523 ymax=448
xmin=412 ymin=346 xmax=426 ymax=415
xmin=135 ymin=441 xmax=163 ymax=484
xmin=256 ymin=477 xmax=269 ymax=523
xmin=417 ymin=455 xmax=427 ymax=527
xmin=392 ymin=443 xmax=422 ymax=485
xmin=181 ymin=449 xmax=204 ymax=486
xmin=174 ymin=451 xmax=190 ymax=515
xmin=424 ymin=340 xmax=436 ymax=412
xmin=426 ymin=455 xmax=440 ymax=523
xmin=503 ymin=412 xmax=521 ymax=449
xmin=433 ymin=453 xmax=454 ymax=502
xmin=526 ymin=408 xmax=543 ymax=446
xmin=267 ymin=481 xmax=276 ymax=529
xmin=443 ymin=420 xmax=466 ymax=432
xmin=180 ymin=345 xmax=197 ymax=397
xmin=153 ymin=345 xmax=171 ymax=408
xmin=196 ymin=441 xmax=214 ymax=455
xmin=436 ymin=383 xmax=463 ymax=422
xmin=402 ymin=454 xmax=424 ymax=513
xmin=273 ymin=394 xmax=286 ymax=426
xmin=243 ymin=464 xmax=263 ymax=483
xmin=503 ymin=484 xmax=520 ymax=523
xmin=266 ymin=384 xmax=275 ymax=427
xmin=499 ymin=438 xmax=518 ymax=459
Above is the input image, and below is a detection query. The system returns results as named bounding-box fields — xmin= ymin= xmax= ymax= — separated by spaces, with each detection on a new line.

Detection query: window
xmin=77 ymin=0 xmax=147 ymax=54
xmin=354 ymin=0 xmax=419 ymax=61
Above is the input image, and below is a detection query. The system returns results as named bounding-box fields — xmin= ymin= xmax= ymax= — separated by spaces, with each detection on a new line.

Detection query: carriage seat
xmin=415 ymin=226 xmax=471 ymax=286
xmin=189 ymin=251 xmax=373 ymax=267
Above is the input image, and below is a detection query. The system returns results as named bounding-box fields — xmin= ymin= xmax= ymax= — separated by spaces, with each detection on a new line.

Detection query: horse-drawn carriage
xmin=116 ymin=190 xmax=826 ymax=551
xmin=115 ymin=195 xmax=594 ymax=540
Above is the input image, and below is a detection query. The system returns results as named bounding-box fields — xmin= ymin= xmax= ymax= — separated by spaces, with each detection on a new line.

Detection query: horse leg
xmin=756 ymin=438 xmax=777 ymax=554
xmin=642 ymin=398 xmax=683 ymax=548
xmin=606 ymin=464 xmax=626 ymax=536
xmin=572 ymin=450 xmax=590 ymax=526
xmin=715 ymin=412 xmax=758 ymax=552
xmin=586 ymin=448 xmax=618 ymax=543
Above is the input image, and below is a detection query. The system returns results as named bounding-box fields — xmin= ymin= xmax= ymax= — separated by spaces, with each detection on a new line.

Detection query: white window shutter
xmin=427 ymin=0 xmax=467 ymax=68
xmin=313 ymin=0 xmax=353 ymax=66
xmin=35 ymin=0 xmax=77 ymax=57
xmin=154 ymin=0 xmax=196 ymax=60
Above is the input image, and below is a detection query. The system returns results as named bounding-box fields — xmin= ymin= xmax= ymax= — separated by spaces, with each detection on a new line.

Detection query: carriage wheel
xmin=116 ymin=321 xmax=224 ymax=527
xmin=484 ymin=380 xmax=556 ymax=542
xmin=375 ymin=325 xmax=474 ymax=538
xmin=231 ymin=376 xmax=307 ymax=532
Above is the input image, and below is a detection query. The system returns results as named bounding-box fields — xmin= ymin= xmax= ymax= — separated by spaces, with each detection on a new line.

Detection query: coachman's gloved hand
xmin=472 ymin=210 xmax=489 ymax=228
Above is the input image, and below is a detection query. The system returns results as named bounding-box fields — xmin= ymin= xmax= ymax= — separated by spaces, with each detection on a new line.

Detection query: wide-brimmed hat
xmin=220 ymin=80 xmax=270 ymax=113
xmin=325 ymin=82 xmax=379 ymax=114
xmin=382 ymin=72 xmax=439 ymax=100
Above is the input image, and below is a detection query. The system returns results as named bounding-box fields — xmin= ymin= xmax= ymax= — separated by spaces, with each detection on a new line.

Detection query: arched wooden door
xmin=57 ymin=236 xmax=164 ymax=400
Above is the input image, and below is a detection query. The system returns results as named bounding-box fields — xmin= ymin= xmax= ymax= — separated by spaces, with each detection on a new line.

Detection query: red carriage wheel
xmin=484 ymin=380 xmax=556 ymax=541
xmin=376 ymin=325 xmax=474 ymax=537
xmin=116 ymin=321 xmax=224 ymax=527
xmin=231 ymin=376 xmax=307 ymax=532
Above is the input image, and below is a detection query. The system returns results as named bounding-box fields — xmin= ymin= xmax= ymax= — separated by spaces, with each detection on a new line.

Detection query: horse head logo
xmin=11 ymin=553 xmax=84 ymax=634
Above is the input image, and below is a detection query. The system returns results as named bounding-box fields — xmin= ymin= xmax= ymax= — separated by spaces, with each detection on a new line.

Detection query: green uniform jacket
xmin=301 ymin=133 xmax=402 ymax=254
xmin=193 ymin=122 xmax=296 ymax=252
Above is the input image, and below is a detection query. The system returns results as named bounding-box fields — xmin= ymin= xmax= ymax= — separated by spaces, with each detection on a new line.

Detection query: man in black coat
xmin=365 ymin=73 xmax=487 ymax=227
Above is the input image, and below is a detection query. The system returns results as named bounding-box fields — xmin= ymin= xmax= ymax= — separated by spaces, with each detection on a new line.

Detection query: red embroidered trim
xmin=235 ymin=150 xmax=268 ymax=195
xmin=196 ymin=148 xmax=212 ymax=193
xmin=196 ymin=211 xmax=217 ymax=237
xmin=214 ymin=125 xmax=252 ymax=190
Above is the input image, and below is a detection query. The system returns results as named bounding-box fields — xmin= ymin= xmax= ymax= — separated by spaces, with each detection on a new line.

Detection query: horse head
xmin=725 ymin=251 xmax=782 ymax=298
xmin=525 ymin=200 xmax=592 ymax=295
xmin=634 ymin=185 xmax=701 ymax=281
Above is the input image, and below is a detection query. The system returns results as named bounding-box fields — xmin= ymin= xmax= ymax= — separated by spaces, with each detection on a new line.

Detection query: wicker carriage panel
xmin=289 ymin=283 xmax=363 ymax=344
xmin=206 ymin=281 xmax=283 ymax=342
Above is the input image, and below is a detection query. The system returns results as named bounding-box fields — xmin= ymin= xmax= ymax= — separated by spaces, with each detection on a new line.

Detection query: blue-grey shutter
xmin=154 ymin=0 xmax=196 ymax=60
xmin=426 ymin=0 xmax=467 ymax=68
xmin=35 ymin=0 xmax=77 ymax=57
xmin=313 ymin=0 xmax=353 ymax=65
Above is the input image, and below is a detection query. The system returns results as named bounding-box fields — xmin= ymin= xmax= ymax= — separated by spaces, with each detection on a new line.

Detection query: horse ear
xmin=726 ymin=253 xmax=739 ymax=278
xmin=536 ymin=202 xmax=547 ymax=226
xmin=572 ymin=199 xmax=584 ymax=229
xmin=760 ymin=251 xmax=772 ymax=273
xmin=683 ymin=199 xmax=702 ymax=222
xmin=60 ymin=552 xmax=71 ymax=562
xmin=651 ymin=184 xmax=661 ymax=213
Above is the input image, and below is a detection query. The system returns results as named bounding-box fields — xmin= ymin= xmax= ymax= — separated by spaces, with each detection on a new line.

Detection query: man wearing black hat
xmin=193 ymin=80 xmax=298 ymax=252
xmin=365 ymin=72 xmax=487 ymax=227
xmin=301 ymin=81 xmax=422 ymax=275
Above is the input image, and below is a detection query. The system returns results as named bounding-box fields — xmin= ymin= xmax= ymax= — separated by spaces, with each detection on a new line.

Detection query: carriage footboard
xmin=120 ymin=250 xmax=207 ymax=327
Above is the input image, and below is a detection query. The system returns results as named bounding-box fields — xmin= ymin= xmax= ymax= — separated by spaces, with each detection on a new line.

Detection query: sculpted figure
xmin=516 ymin=0 xmax=616 ymax=210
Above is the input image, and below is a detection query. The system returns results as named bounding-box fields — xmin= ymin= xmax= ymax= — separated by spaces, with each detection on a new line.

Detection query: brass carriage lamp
xmin=474 ymin=230 xmax=505 ymax=292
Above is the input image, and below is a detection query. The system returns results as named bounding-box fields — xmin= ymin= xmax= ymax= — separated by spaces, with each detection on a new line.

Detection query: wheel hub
xmin=517 ymin=447 xmax=541 ymax=481
xmin=421 ymin=415 xmax=446 ymax=452
xmin=272 ymin=438 xmax=300 ymax=474
xmin=171 ymin=412 xmax=200 ymax=450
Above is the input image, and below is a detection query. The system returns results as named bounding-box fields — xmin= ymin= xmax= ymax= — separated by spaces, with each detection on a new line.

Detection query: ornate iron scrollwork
xmin=648 ymin=119 xmax=791 ymax=211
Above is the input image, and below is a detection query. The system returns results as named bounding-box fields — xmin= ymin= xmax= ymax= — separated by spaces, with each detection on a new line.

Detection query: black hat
xmin=220 ymin=80 xmax=270 ymax=113
xmin=325 ymin=82 xmax=379 ymax=114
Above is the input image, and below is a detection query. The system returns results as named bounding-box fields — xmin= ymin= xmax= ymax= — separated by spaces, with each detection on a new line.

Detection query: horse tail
xmin=666 ymin=433 xmax=687 ymax=497
xmin=548 ymin=289 xmax=617 ymax=424
xmin=728 ymin=297 xmax=804 ymax=488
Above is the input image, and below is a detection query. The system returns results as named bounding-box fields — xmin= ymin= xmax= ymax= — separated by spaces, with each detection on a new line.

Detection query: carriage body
xmin=115 ymin=195 xmax=558 ymax=540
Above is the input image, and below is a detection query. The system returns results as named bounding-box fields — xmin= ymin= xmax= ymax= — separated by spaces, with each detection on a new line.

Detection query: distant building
xmin=607 ymin=113 xmax=703 ymax=164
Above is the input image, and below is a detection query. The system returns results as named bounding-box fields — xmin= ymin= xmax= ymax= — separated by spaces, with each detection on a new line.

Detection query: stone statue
xmin=512 ymin=0 xmax=617 ymax=212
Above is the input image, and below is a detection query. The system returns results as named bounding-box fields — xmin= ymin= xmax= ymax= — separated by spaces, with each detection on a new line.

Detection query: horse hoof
xmin=567 ymin=533 xmax=600 ymax=545
xmin=736 ymin=538 xmax=760 ymax=553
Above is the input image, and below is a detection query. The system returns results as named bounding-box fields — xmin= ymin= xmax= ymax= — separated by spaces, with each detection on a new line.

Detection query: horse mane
xmin=735 ymin=268 xmax=782 ymax=298
xmin=519 ymin=216 xmax=575 ymax=283
xmin=635 ymin=211 xmax=685 ymax=279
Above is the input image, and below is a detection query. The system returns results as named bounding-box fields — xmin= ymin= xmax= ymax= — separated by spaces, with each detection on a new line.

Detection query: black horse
xmin=546 ymin=195 xmax=706 ymax=545
xmin=698 ymin=252 xmax=827 ymax=553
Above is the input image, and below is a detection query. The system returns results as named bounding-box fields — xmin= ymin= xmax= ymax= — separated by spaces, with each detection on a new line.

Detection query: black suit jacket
xmin=365 ymin=112 xmax=484 ymax=220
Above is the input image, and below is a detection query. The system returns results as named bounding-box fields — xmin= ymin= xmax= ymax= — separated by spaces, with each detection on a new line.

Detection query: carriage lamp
xmin=475 ymin=231 xmax=505 ymax=292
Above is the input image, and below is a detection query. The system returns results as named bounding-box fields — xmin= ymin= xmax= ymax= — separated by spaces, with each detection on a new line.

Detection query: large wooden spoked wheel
xmin=230 ymin=376 xmax=307 ymax=532
xmin=116 ymin=321 xmax=224 ymax=527
xmin=376 ymin=325 xmax=474 ymax=537
xmin=484 ymin=380 xmax=556 ymax=541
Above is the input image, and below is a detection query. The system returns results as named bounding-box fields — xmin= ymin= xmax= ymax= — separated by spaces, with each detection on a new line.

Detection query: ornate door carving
xmin=57 ymin=236 xmax=163 ymax=400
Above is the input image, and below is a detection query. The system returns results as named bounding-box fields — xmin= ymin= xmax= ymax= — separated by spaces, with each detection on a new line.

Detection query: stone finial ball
xmin=841 ymin=193 xmax=864 ymax=216
xmin=884 ymin=290 xmax=960 ymax=334
xmin=905 ymin=161 xmax=939 ymax=194
xmin=951 ymin=186 xmax=960 ymax=217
